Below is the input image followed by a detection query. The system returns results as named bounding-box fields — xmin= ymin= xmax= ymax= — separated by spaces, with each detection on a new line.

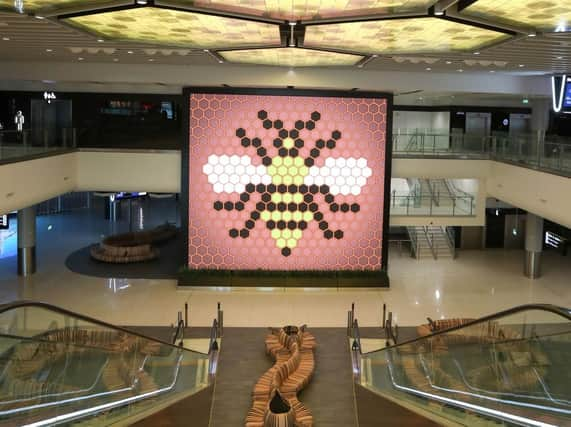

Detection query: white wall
xmin=76 ymin=150 xmax=180 ymax=193
xmin=0 ymin=153 xmax=76 ymax=215
xmin=2 ymin=152 xmax=570 ymax=229
xmin=393 ymin=111 xmax=450 ymax=132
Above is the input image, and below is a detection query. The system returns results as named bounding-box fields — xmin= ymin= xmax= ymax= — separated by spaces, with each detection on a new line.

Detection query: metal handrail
xmin=363 ymin=304 xmax=571 ymax=355
xmin=208 ymin=318 xmax=219 ymax=354
xmin=0 ymin=300 xmax=208 ymax=355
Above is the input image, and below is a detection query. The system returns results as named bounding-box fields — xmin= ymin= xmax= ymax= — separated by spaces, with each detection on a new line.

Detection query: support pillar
xmin=530 ymin=99 xmax=550 ymax=163
xmin=524 ymin=214 xmax=543 ymax=279
xmin=17 ymin=206 xmax=37 ymax=276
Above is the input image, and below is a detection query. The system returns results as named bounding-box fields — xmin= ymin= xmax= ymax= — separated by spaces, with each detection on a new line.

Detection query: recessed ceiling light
xmin=46 ymin=48 xmax=53 ymax=52
xmin=426 ymin=67 xmax=431 ymax=71
xmin=489 ymin=70 xmax=495 ymax=73
xmin=445 ymin=61 xmax=452 ymax=64
xmin=148 ymin=58 xmax=155 ymax=62
xmin=2 ymin=37 xmax=10 ymax=41
xmin=556 ymin=56 xmax=563 ymax=60
xmin=457 ymin=69 xmax=464 ymax=72
xmin=35 ymin=15 xmax=45 ymax=20
xmin=97 ymin=39 xmax=104 ymax=43
xmin=474 ymin=51 xmax=480 ymax=55
xmin=527 ymin=32 xmax=536 ymax=37
xmin=78 ymin=57 xmax=84 ymax=61
xmin=518 ymin=64 xmax=525 ymax=67
xmin=127 ymin=50 xmax=133 ymax=54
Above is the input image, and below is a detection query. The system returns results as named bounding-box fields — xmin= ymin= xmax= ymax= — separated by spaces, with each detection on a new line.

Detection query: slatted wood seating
xmin=246 ymin=325 xmax=316 ymax=427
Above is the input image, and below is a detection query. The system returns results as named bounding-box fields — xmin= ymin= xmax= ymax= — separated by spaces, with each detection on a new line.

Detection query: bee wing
xmin=304 ymin=157 xmax=372 ymax=196
xmin=203 ymin=154 xmax=271 ymax=194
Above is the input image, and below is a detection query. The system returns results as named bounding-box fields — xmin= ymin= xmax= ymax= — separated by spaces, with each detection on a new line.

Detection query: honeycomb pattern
xmin=461 ymin=0 xmax=571 ymax=32
xmin=188 ymin=93 xmax=387 ymax=270
xmin=304 ymin=17 xmax=510 ymax=55
xmin=65 ymin=7 xmax=280 ymax=49
xmin=220 ymin=47 xmax=363 ymax=68
xmin=162 ymin=0 xmax=433 ymax=21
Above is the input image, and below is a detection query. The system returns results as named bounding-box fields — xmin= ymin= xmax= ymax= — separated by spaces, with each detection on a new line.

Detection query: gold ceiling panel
xmin=461 ymin=0 xmax=571 ymax=32
xmin=220 ymin=47 xmax=363 ymax=67
xmin=0 ymin=0 xmax=126 ymax=14
xmin=64 ymin=7 xmax=280 ymax=49
xmin=304 ymin=17 xmax=510 ymax=55
xmin=158 ymin=0 xmax=435 ymax=21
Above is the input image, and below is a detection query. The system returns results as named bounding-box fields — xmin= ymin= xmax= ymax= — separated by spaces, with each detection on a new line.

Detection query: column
xmin=524 ymin=213 xmax=543 ymax=279
xmin=17 ymin=206 xmax=37 ymax=276
xmin=530 ymin=99 xmax=551 ymax=163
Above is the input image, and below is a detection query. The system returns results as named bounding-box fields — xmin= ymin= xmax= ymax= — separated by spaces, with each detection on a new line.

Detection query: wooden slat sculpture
xmin=246 ymin=325 xmax=316 ymax=427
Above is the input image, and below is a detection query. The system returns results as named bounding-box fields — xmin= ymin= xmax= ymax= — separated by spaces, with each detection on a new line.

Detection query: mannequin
xmin=14 ymin=110 xmax=24 ymax=132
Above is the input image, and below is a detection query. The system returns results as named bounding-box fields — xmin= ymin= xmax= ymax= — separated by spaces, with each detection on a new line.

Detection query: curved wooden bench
xmin=90 ymin=223 xmax=177 ymax=264
xmin=246 ymin=325 xmax=316 ymax=427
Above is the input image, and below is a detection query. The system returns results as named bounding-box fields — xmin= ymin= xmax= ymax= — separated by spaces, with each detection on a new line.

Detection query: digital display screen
xmin=564 ymin=78 xmax=571 ymax=108
xmin=187 ymin=93 xmax=389 ymax=271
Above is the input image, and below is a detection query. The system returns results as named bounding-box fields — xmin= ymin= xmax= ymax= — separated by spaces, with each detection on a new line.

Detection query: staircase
xmin=407 ymin=226 xmax=455 ymax=259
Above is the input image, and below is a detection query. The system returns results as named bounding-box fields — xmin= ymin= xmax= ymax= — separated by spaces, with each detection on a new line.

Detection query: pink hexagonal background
xmin=188 ymin=93 xmax=387 ymax=270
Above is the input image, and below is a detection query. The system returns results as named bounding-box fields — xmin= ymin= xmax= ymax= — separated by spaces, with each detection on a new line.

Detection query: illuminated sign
xmin=545 ymin=231 xmax=563 ymax=248
xmin=186 ymin=91 xmax=389 ymax=271
xmin=552 ymin=75 xmax=571 ymax=114
xmin=0 ymin=215 xmax=8 ymax=230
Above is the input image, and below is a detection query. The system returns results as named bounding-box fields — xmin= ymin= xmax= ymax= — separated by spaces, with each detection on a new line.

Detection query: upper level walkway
xmin=1 ymin=129 xmax=570 ymax=228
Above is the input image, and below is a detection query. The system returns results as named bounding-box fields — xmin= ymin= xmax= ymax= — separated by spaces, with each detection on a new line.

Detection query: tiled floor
xmin=1 ymin=202 xmax=570 ymax=328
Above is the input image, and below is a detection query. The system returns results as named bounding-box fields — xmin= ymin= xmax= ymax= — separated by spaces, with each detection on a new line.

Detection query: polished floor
xmin=1 ymin=200 xmax=570 ymax=328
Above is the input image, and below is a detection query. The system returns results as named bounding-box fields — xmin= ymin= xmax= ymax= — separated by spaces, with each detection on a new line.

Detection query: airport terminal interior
xmin=0 ymin=0 xmax=571 ymax=426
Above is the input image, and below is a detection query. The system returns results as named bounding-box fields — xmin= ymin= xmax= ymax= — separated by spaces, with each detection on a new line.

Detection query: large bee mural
xmin=203 ymin=110 xmax=372 ymax=257
xmin=189 ymin=94 xmax=387 ymax=270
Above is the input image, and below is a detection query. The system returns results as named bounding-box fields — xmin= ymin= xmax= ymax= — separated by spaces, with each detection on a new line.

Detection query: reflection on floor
xmin=0 ymin=200 xmax=570 ymax=328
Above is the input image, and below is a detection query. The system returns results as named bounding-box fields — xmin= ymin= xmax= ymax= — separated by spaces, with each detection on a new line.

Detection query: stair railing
xmin=423 ymin=226 xmax=437 ymax=260
xmin=445 ymin=226 xmax=456 ymax=258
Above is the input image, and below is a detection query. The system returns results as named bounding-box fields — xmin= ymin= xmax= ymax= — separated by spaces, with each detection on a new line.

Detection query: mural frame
xmin=180 ymin=87 xmax=393 ymax=287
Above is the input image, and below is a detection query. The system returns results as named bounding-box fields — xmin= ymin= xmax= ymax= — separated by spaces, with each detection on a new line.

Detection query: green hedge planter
xmin=178 ymin=269 xmax=389 ymax=288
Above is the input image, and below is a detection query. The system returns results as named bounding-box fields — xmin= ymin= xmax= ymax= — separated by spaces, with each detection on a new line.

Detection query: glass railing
xmin=358 ymin=304 xmax=571 ymax=426
xmin=393 ymin=132 xmax=571 ymax=177
xmin=0 ymin=129 xmax=77 ymax=163
xmin=390 ymin=192 xmax=475 ymax=217
xmin=0 ymin=301 xmax=211 ymax=426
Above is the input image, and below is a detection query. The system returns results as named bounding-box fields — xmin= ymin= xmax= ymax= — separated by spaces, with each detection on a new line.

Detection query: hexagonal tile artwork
xmin=304 ymin=17 xmax=510 ymax=55
xmin=219 ymin=47 xmax=363 ymax=67
xmin=188 ymin=94 xmax=387 ymax=270
xmin=460 ymin=0 xmax=571 ymax=32
xmin=64 ymin=7 xmax=280 ymax=49
xmin=159 ymin=0 xmax=434 ymax=21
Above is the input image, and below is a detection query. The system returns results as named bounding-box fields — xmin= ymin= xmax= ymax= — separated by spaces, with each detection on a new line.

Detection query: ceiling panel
xmin=460 ymin=0 xmax=571 ymax=32
xmin=305 ymin=17 xmax=511 ymax=55
xmin=220 ymin=47 xmax=363 ymax=67
xmin=64 ymin=7 xmax=280 ymax=49
xmin=158 ymin=0 xmax=435 ymax=21
xmin=0 ymin=11 xmax=569 ymax=73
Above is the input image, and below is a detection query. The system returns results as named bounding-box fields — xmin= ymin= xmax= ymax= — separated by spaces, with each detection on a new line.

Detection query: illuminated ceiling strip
xmin=385 ymin=362 xmax=558 ymax=427
xmin=552 ymin=75 xmax=566 ymax=113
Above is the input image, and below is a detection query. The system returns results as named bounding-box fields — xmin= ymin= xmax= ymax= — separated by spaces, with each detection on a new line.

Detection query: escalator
xmin=354 ymin=304 xmax=571 ymax=426
xmin=0 ymin=301 xmax=215 ymax=426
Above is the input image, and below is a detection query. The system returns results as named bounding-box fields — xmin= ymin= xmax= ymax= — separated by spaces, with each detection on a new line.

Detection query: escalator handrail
xmin=0 ymin=300 xmax=209 ymax=356
xmin=362 ymin=303 xmax=571 ymax=355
